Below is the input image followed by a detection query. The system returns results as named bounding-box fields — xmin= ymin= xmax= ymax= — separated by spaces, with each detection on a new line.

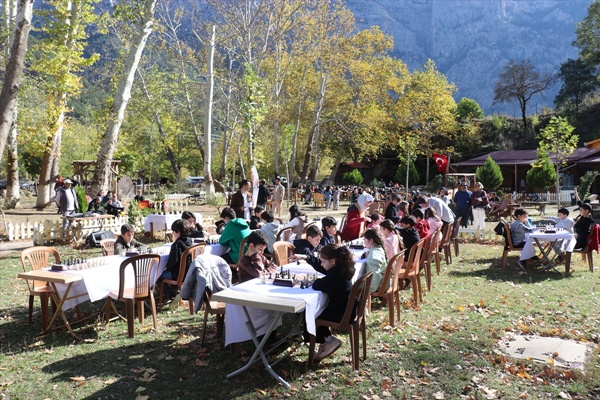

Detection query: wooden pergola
xmin=72 ymin=160 xmax=122 ymax=192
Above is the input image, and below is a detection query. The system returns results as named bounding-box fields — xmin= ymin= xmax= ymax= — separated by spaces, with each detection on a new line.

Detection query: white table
xmin=223 ymin=258 xmax=365 ymax=346
xmin=53 ymin=252 xmax=169 ymax=310
xmin=519 ymin=230 xmax=575 ymax=273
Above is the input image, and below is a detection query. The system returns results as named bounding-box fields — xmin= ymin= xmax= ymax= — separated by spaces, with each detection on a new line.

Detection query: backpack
xmin=493 ymin=221 xmax=505 ymax=236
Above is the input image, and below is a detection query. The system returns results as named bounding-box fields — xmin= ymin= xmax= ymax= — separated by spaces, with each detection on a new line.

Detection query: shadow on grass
xmin=448 ymin=256 xmax=566 ymax=284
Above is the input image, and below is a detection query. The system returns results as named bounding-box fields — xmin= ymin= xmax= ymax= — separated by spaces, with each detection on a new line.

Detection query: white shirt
xmin=428 ymin=197 xmax=455 ymax=224
xmin=64 ymin=188 xmax=75 ymax=211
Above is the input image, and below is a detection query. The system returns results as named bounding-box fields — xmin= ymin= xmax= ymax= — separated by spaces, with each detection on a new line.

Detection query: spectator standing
xmin=230 ymin=179 xmax=253 ymax=219
xmin=453 ymin=182 xmax=472 ymax=228
xmin=56 ymin=179 xmax=79 ymax=231
xmin=332 ymin=186 xmax=340 ymax=211
xmin=324 ymin=186 xmax=333 ymax=210
xmin=271 ymin=177 xmax=285 ymax=217
xmin=256 ymin=179 xmax=270 ymax=209
xmin=470 ymin=182 xmax=489 ymax=232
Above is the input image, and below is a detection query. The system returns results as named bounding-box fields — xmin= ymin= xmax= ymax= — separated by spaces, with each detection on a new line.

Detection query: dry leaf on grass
xmin=104 ymin=378 xmax=117 ymax=385
xmin=433 ymin=391 xmax=445 ymax=399
xmin=69 ymin=376 xmax=86 ymax=382
xmin=135 ymin=395 xmax=149 ymax=400
xmin=135 ymin=386 xmax=146 ymax=393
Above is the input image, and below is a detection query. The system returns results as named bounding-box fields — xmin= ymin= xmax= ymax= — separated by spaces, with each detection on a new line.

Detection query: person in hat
xmin=271 ymin=176 xmax=285 ymax=218
xmin=56 ymin=179 xmax=79 ymax=231
xmin=341 ymin=193 xmax=374 ymax=241
xmin=453 ymin=182 xmax=472 ymax=228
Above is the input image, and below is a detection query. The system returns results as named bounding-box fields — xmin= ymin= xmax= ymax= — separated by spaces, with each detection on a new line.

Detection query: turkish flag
xmin=433 ymin=153 xmax=448 ymax=174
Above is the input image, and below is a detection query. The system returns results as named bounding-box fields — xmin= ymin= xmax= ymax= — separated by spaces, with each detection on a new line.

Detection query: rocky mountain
xmin=344 ymin=0 xmax=593 ymax=116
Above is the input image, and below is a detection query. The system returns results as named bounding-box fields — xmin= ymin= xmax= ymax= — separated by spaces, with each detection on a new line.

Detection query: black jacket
xmin=293 ymin=238 xmax=321 ymax=269
xmin=165 ymin=237 xmax=193 ymax=280
xmin=384 ymin=202 xmax=400 ymax=224
xmin=312 ymin=265 xmax=353 ymax=323
xmin=399 ymin=227 xmax=420 ymax=262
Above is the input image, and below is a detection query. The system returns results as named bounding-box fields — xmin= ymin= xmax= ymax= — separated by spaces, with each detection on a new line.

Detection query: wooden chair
xmin=338 ymin=215 xmax=347 ymax=235
xmin=103 ymin=254 xmax=161 ymax=338
xmin=99 ymin=238 xmax=117 ymax=256
xmin=439 ymin=222 xmax=454 ymax=266
xmin=272 ymin=241 xmax=295 ymax=266
xmin=368 ymin=252 xmax=405 ymax=327
xmin=276 ymin=226 xmax=293 ymax=242
xmin=301 ymin=222 xmax=317 ymax=239
xmin=200 ymin=287 xmax=226 ymax=347
xmin=20 ymin=246 xmax=60 ymax=330
xmin=568 ymin=247 xmax=594 ymax=272
xmin=501 ymin=220 xmax=523 ymax=268
xmin=488 ymin=197 xmax=512 ymax=221
xmin=451 ymin=217 xmax=462 ymax=257
xmin=229 ymin=236 xmax=250 ymax=283
xmin=308 ymin=271 xmax=374 ymax=370
xmin=397 ymin=238 xmax=426 ymax=308
xmin=421 ymin=227 xmax=442 ymax=292
xmin=334 ymin=232 xmax=343 ymax=245
xmin=157 ymin=243 xmax=206 ymax=311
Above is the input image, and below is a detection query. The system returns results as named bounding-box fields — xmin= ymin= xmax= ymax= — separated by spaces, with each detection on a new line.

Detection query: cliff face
xmin=345 ymin=0 xmax=592 ymax=115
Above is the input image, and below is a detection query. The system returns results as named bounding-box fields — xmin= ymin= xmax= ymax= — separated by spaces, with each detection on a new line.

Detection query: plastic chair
xmin=368 ymin=252 xmax=405 ymax=327
xmin=200 ymin=287 xmax=226 ymax=347
xmin=276 ymin=226 xmax=293 ymax=242
xmin=308 ymin=270 xmax=374 ymax=370
xmin=451 ymin=217 xmax=463 ymax=257
xmin=397 ymin=238 xmax=426 ymax=308
xmin=157 ymin=243 xmax=206 ymax=311
xmin=103 ymin=254 xmax=161 ymax=338
xmin=568 ymin=247 xmax=594 ymax=272
xmin=301 ymin=222 xmax=317 ymax=239
xmin=99 ymin=238 xmax=117 ymax=256
xmin=20 ymin=246 xmax=60 ymax=330
xmin=421 ymin=227 xmax=442 ymax=292
xmin=272 ymin=241 xmax=295 ymax=266
xmin=439 ymin=222 xmax=454 ymax=266
xmin=500 ymin=220 xmax=523 ymax=268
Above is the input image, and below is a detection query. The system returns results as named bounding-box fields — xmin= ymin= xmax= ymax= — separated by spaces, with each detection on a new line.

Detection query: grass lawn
xmin=1 ymin=241 xmax=599 ymax=400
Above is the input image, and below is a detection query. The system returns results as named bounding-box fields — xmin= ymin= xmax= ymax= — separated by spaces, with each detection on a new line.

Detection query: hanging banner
xmin=433 ymin=153 xmax=449 ymax=174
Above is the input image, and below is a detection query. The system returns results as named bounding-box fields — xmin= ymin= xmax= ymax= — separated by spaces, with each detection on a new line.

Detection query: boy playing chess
xmin=237 ymin=231 xmax=278 ymax=283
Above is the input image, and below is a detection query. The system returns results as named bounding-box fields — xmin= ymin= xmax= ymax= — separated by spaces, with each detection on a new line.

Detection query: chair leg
xmin=435 ymin=253 xmax=441 ymax=275
xmin=454 ymin=238 xmax=459 ymax=257
xmin=104 ymin=298 xmax=111 ymax=333
xmin=588 ymin=251 xmax=594 ymax=272
xmin=385 ymin=293 xmax=394 ymax=327
xmin=349 ymin=325 xmax=359 ymax=370
xmin=417 ymin=276 xmax=423 ymax=304
xmin=188 ymin=299 xmax=194 ymax=315
xmin=149 ymin=294 xmax=157 ymax=332
xmin=201 ymin=309 xmax=209 ymax=347
xmin=501 ymin=250 xmax=508 ymax=268
xmin=425 ymin=262 xmax=432 ymax=291
xmin=361 ymin=321 xmax=367 ymax=361
xmin=411 ymin=279 xmax=419 ymax=307
xmin=157 ymin=282 xmax=165 ymax=312
xmin=216 ymin=315 xmax=224 ymax=338
xmin=394 ymin=291 xmax=401 ymax=323
xmin=40 ymin=293 xmax=50 ymax=331
xmin=138 ymin=301 xmax=145 ymax=324
xmin=125 ymin=299 xmax=135 ymax=338
xmin=28 ymin=295 xmax=34 ymax=325
xmin=308 ymin=334 xmax=317 ymax=364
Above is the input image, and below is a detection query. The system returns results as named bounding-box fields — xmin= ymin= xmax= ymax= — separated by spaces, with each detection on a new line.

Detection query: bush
xmin=75 ymin=185 xmax=88 ymax=213
xmin=394 ymin=160 xmax=420 ymax=187
xmin=476 ymin=156 xmax=503 ymax=191
xmin=342 ymin=169 xmax=364 ymax=186
xmin=579 ymin=170 xmax=600 ymax=200
xmin=526 ymin=150 xmax=556 ymax=190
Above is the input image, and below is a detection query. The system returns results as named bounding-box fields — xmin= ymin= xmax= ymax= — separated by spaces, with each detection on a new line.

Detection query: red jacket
xmin=415 ymin=219 xmax=430 ymax=239
xmin=341 ymin=205 xmax=366 ymax=241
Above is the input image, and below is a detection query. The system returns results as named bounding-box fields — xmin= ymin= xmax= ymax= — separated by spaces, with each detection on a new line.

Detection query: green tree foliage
xmin=74 ymin=185 xmax=88 ymax=213
xmin=526 ymin=150 xmax=556 ymax=190
xmin=578 ymin=170 xmax=600 ymax=200
xmin=575 ymin=0 xmax=600 ymax=68
xmin=555 ymin=58 xmax=599 ymax=114
xmin=538 ymin=116 xmax=578 ymax=207
xmin=476 ymin=156 xmax=503 ymax=191
xmin=394 ymin=160 xmax=420 ymax=187
xmin=454 ymin=97 xmax=484 ymax=122
xmin=342 ymin=169 xmax=363 ymax=186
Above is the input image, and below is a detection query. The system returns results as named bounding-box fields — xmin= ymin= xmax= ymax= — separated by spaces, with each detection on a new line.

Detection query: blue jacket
xmin=453 ymin=190 xmax=472 ymax=210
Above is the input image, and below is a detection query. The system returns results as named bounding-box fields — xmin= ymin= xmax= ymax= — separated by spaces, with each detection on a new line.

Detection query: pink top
xmin=384 ymin=231 xmax=400 ymax=261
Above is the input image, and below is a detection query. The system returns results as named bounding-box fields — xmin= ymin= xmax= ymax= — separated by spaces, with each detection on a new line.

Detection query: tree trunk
xmin=327 ymin=137 xmax=348 ymax=183
xmin=309 ymin=123 xmax=321 ymax=182
xmin=203 ymin=25 xmax=216 ymax=195
xmin=6 ymin=111 xmax=20 ymax=206
xmin=35 ymin=124 xmax=61 ymax=208
xmin=91 ymin=0 xmax=157 ymax=195
xmin=137 ymin=70 xmax=180 ymax=179
xmin=300 ymin=72 xmax=327 ymax=183
xmin=0 ymin=0 xmax=33 ymax=166
xmin=290 ymin=66 xmax=307 ymax=183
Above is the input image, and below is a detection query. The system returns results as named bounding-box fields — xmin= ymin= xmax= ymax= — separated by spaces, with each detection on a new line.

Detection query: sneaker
xmin=517 ymin=260 xmax=527 ymax=271
xmin=314 ymin=336 xmax=341 ymax=362
xmin=169 ymin=293 xmax=182 ymax=311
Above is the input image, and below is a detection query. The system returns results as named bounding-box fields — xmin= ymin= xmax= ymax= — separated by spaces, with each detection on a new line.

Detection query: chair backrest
xmin=502 ymin=220 xmax=517 ymax=249
xmin=276 ymin=226 xmax=293 ymax=242
xmin=175 ymin=243 xmax=207 ymax=285
xmin=338 ymin=270 xmax=374 ymax=327
xmin=334 ymin=232 xmax=343 ymax=245
xmin=494 ymin=198 xmax=511 ymax=213
xmin=233 ymin=236 xmax=251 ymax=268
xmin=450 ymin=217 xmax=462 ymax=240
xmin=21 ymin=246 xmax=61 ymax=291
xmin=339 ymin=215 xmax=347 ymax=234
xmin=373 ymin=252 xmax=405 ymax=297
xmin=100 ymin=238 xmax=117 ymax=256
xmin=420 ymin=226 xmax=441 ymax=269
xmin=402 ymin=238 xmax=426 ymax=278
xmin=302 ymin=222 xmax=316 ymax=235
xmin=440 ymin=222 xmax=452 ymax=247
xmin=272 ymin=241 xmax=295 ymax=266
xmin=117 ymin=254 xmax=160 ymax=300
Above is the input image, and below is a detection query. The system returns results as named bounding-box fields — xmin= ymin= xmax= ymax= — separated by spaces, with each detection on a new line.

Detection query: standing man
xmin=272 ymin=176 xmax=285 ymax=218
xmin=230 ymin=179 xmax=253 ymax=219
xmin=256 ymin=179 xmax=271 ymax=209
xmin=453 ymin=182 xmax=472 ymax=228
xmin=57 ymin=179 xmax=79 ymax=232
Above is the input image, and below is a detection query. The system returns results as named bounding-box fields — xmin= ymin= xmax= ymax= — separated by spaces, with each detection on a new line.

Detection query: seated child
xmin=158 ymin=219 xmax=193 ymax=298
xmin=411 ymin=208 xmax=430 ymax=239
xmin=250 ymin=206 xmax=264 ymax=230
xmin=309 ymin=244 xmax=355 ymax=362
xmin=292 ymin=225 xmax=323 ymax=268
xmin=367 ymin=212 xmax=384 ymax=229
xmin=182 ymin=210 xmax=207 ymax=238
xmin=363 ymin=228 xmax=388 ymax=293
xmin=424 ymin=207 xmax=442 ymax=239
xmin=543 ymin=207 xmax=574 ymax=233
xmin=114 ymin=223 xmax=147 ymax=254
xmin=380 ymin=219 xmax=400 ymax=260
xmin=237 ymin=230 xmax=278 ymax=283
xmin=398 ymin=216 xmax=420 ymax=263
xmin=259 ymin=210 xmax=280 ymax=254
xmin=219 ymin=207 xmax=251 ymax=265
xmin=510 ymin=208 xmax=533 ymax=249
xmin=319 ymin=216 xmax=338 ymax=246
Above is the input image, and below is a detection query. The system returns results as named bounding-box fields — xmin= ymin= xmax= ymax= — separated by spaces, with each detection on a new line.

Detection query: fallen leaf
xmin=255 ymin=388 xmax=267 ymax=395
xmin=104 ymin=378 xmax=117 ymax=385
xmin=69 ymin=376 xmax=86 ymax=382
xmin=135 ymin=386 xmax=146 ymax=393
xmin=457 ymin=305 xmax=466 ymax=311
xmin=135 ymin=395 xmax=149 ymax=400
xmin=433 ymin=391 xmax=445 ymax=399
xmin=381 ymin=379 xmax=392 ymax=390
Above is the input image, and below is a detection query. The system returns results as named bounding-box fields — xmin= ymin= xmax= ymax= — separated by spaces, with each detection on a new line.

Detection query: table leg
xmin=225 ymin=307 xmax=291 ymax=388
xmin=533 ymin=238 xmax=560 ymax=274
xmin=44 ymin=282 xmax=83 ymax=341
xmin=150 ymin=222 xmax=155 ymax=239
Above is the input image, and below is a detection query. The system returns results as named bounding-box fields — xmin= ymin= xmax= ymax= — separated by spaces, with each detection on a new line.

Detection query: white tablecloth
xmin=223 ymin=258 xmax=365 ymax=345
xmin=53 ymin=253 xmax=169 ymax=310
xmin=519 ymin=230 xmax=575 ymax=261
